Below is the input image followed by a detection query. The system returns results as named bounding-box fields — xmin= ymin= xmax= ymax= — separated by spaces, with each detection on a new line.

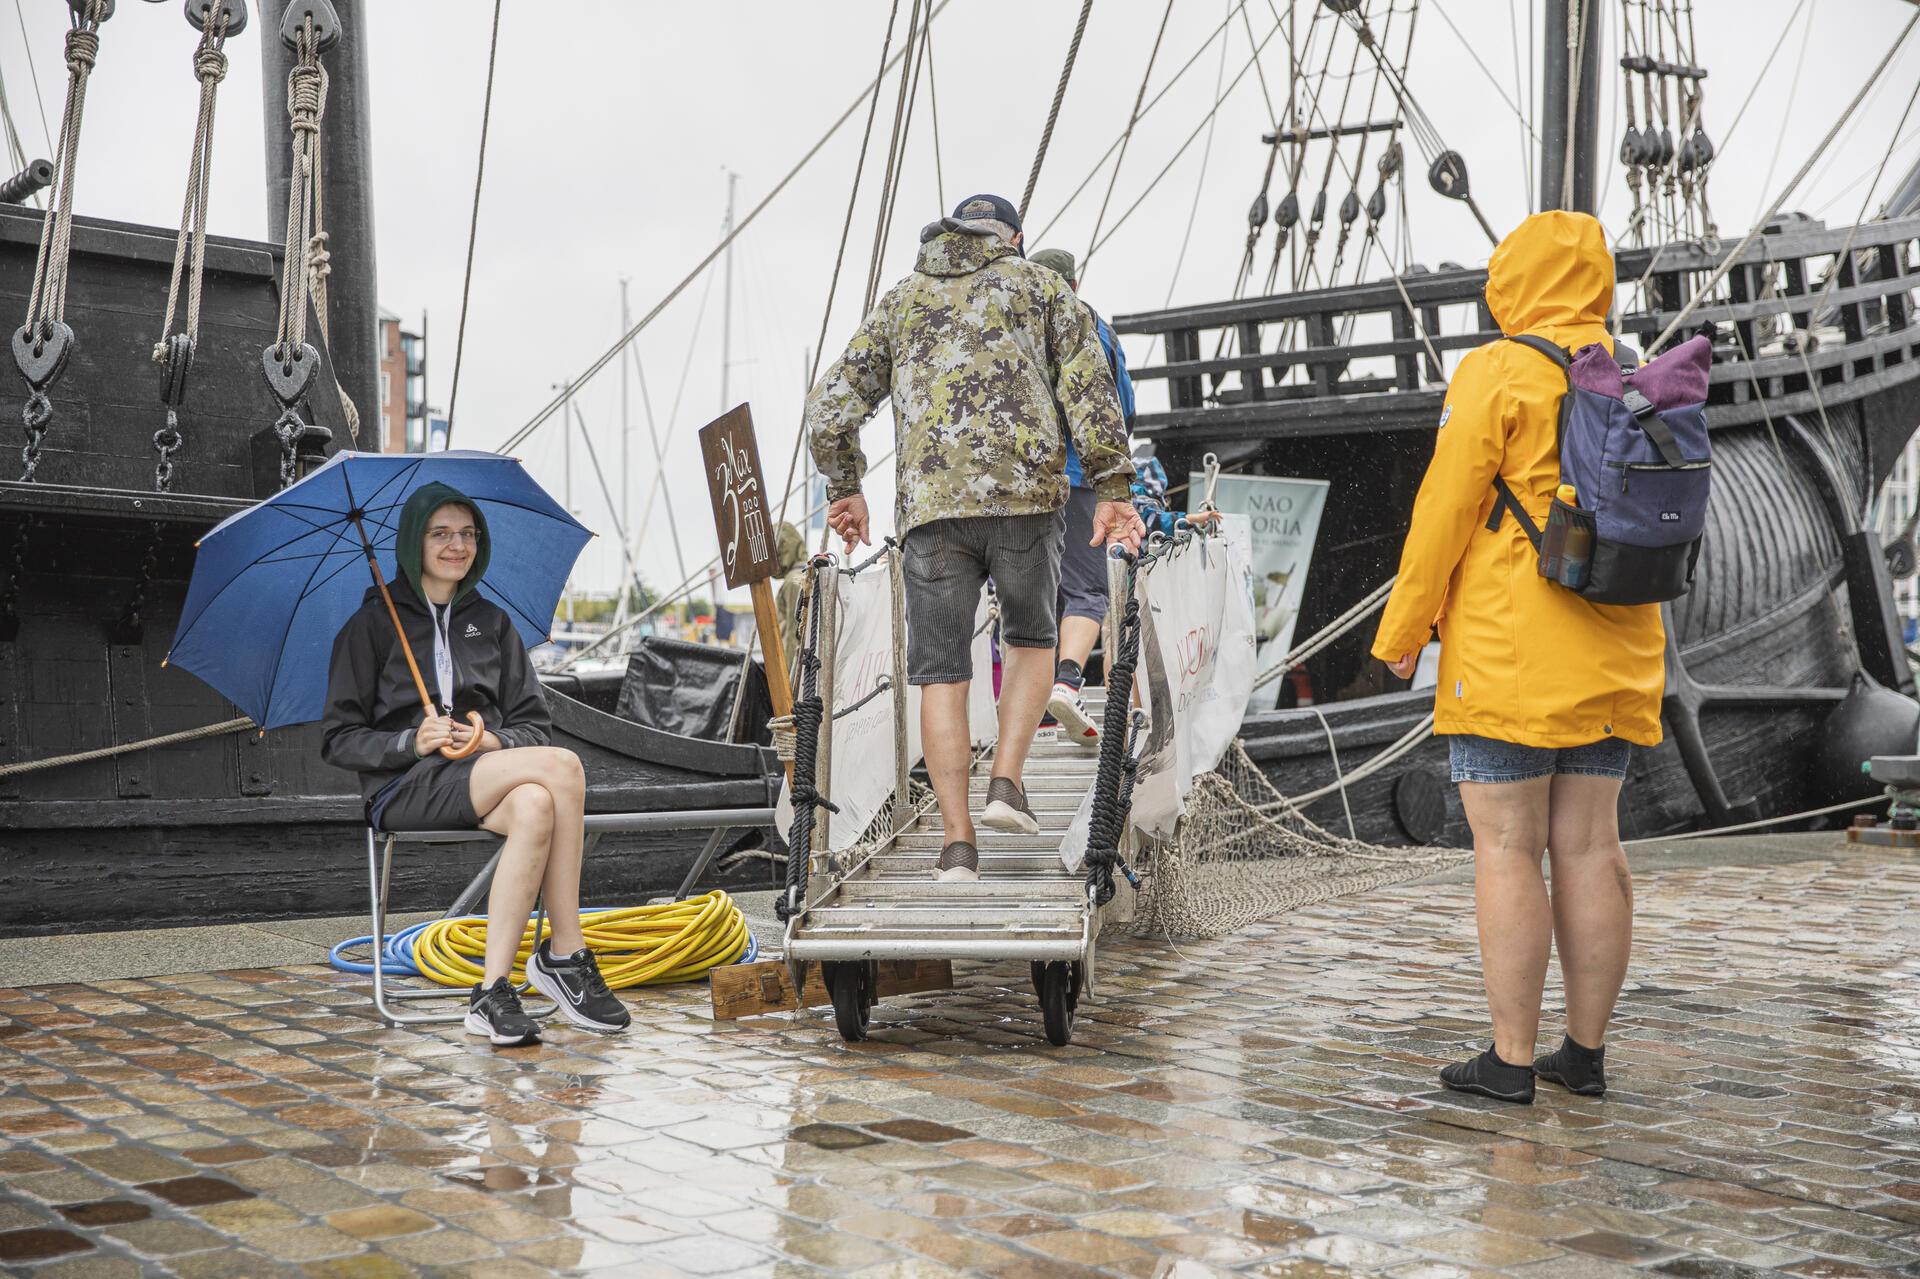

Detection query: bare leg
xmin=471 ymin=748 xmax=591 ymax=971
xmin=921 ymin=682 xmax=974 ymax=845
xmin=1459 ymin=777 xmax=1553 ymax=1065
xmin=474 ymin=782 xmax=552 ymax=984
xmin=1056 ymin=616 xmax=1102 ymax=678
xmin=993 ymin=645 xmax=1054 ymax=783
xmin=1546 ymin=773 xmax=1632 ymax=1047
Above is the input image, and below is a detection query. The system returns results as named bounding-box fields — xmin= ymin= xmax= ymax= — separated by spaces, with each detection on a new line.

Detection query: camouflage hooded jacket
xmin=806 ymin=225 xmax=1132 ymax=534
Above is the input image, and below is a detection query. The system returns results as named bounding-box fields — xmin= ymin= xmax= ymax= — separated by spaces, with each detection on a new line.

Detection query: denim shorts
xmin=1448 ymin=733 xmax=1632 ymax=784
xmin=902 ymin=511 xmax=1063 ymax=685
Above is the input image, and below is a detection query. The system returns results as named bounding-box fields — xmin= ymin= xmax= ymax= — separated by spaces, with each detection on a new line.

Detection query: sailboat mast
xmin=620 ymin=278 xmax=631 ymax=572
xmin=721 ymin=170 xmax=738 ymax=411
xmin=1539 ymin=0 xmax=1604 ymax=213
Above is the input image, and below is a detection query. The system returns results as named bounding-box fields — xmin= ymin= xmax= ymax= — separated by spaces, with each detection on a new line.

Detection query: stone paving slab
xmin=2 ymin=842 xmax=1919 ymax=1278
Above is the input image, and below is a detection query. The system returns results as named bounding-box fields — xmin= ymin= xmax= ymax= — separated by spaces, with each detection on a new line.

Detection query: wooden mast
xmin=1540 ymin=0 xmax=1604 ymax=213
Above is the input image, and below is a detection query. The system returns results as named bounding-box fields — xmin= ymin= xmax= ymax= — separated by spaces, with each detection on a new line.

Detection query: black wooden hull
xmin=1121 ymin=217 xmax=1920 ymax=843
xmin=0 ymin=210 xmax=779 ymax=939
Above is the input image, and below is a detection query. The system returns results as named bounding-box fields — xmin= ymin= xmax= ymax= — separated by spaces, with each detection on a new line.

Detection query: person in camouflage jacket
xmin=805 ymin=193 xmax=1144 ymax=882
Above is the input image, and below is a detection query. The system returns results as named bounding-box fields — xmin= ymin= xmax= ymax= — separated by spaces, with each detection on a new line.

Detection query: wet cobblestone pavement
xmin=4 ymin=847 xmax=1920 ymax=1278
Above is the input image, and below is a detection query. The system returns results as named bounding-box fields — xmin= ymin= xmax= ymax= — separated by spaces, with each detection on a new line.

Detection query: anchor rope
xmin=1020 ymin=0 xmax=1094 ymax=222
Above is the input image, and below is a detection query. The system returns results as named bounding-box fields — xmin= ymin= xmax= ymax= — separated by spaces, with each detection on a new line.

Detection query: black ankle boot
xmin=1534 ymin=1035 xmax=1607 ymax=1095
xmin=1439 ymin=1047 xmax=1535 ymax=1104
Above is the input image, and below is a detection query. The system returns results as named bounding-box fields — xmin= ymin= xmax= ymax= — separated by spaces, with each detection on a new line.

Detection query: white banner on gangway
xmin=1061 ymin=521 xmax=1257 ymax=867
xmin=778 ymin=558 xmax=995 ymax=854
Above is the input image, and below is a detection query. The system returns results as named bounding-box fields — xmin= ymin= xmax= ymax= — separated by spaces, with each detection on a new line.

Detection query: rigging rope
xmin=863 ymin=0 xmax=923 ymax=315
xmin=1020 ymin=0 xmax=1094 ymax=222
xmin=1651 ymin=5 xmax=1920 ymax=351
xmin=443 ymin=0 xmax=503 ymax=447
xmin=150 ymin=3 xmax=235 ymax=497
xmin=782 ymin=0 xmax=905 ymax=524
xmin=10 ymin=0 xmax=52 ymax=155
xmin=501 ymin=0 xmax=949 ymax=458
xmin=1081 ymin=0 xmax=1174 ymax=284
xmin=1033 ymin=1 xmax=1251 ymax=246
xmin=14 ymin=0 xmax=107 ymax=483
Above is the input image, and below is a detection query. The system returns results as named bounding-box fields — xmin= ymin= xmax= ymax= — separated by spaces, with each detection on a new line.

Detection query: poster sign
xmin=1197 ymin=474 xmax=1329 ymax=713
xmin=699 ymin=404 xmax=777 ymax=589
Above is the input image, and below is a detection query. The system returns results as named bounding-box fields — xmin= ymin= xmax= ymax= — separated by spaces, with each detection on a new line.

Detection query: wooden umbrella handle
xmin=440 ymin=711 xmax=485 ymax=760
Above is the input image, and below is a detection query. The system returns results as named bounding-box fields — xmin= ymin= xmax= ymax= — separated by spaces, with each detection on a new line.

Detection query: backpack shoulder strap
xmin=1504 ymin=333 xmax=1572 ymax=371
xmin=1485 ymin=336 xmax=1565 ymax=549
xmin=1487 ymin=476 xmax=1543 ymax=551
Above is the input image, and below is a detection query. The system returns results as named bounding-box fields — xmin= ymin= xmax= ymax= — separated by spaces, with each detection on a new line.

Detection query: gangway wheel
xmin=1032 ymin=961 xmax=1080 ymax=1046
xmin=824 ymin=960 xmax=874 ymax=1042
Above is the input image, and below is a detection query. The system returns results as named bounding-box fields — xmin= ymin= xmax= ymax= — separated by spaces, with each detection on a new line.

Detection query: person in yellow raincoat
xmin=1372 ymin=210 xmax=1663 ymax=1105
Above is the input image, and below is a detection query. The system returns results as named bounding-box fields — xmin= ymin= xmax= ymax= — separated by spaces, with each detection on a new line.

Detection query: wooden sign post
xmin=698 ymin=404 xmax=792 ymax=723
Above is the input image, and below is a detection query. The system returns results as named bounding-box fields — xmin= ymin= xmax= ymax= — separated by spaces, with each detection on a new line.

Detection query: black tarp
xmin=615 ymin=638 xmax=772 ymax=744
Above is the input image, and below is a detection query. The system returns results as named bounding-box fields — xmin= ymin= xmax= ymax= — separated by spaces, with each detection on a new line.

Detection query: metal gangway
xmin=774 ymin=548 xmax=1143 ymax=1047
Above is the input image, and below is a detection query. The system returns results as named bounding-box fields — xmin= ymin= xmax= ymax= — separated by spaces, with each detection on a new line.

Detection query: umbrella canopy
xmin=168 ymin=450 xmax=591 ymax=730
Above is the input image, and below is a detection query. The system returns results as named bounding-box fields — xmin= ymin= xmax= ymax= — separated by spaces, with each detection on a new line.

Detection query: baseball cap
xmin=1030 ymin=248 xmax=1077 ymax=282
xmin=947 ymin=192 xmax=1021 ymax=235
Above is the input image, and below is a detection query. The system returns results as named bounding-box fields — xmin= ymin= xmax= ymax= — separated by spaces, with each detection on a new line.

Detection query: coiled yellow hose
xmin=409 ymin=890 xmax=751 ymax=989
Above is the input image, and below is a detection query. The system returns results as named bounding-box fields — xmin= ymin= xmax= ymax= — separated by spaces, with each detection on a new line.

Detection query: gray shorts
xmin=903 ymin=512 xmax=1063 ymax=685
xmin=1056 ymin=486 xmax=1109 ymax=624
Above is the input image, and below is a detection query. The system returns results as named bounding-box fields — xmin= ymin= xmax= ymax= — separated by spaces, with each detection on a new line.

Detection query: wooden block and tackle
xmin=709 ymin=959 xmax=954 ymax=1020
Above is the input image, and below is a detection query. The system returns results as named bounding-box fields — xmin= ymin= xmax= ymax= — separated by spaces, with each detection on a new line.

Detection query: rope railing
xmin=0 ymin=716 xmax=254 ymax=779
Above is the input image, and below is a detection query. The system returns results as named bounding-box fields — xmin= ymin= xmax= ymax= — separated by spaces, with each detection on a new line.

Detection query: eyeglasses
xmin=426 ymin=529 xmax=479 ymax=546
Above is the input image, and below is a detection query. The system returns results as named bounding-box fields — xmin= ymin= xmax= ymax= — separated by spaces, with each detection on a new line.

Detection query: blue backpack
xmin=1489 ymin=333 xmax=1714 ymax=605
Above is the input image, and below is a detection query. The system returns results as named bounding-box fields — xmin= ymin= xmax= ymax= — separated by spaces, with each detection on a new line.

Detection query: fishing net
xmin=1121 ymin=739 xmax=1470 ymax=940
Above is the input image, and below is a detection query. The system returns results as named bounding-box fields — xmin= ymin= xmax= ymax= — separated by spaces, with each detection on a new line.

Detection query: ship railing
xmin=1116 ymin=213 xmax=1920 ymax=439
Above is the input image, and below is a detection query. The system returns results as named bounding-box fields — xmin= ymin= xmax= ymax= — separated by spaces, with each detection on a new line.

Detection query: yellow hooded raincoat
xmin=1370 ymin=211 xmax=1666 ymax=748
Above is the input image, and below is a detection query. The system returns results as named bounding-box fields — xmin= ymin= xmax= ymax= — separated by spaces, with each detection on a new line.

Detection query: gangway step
xmin=833 ymin=879 xmax=1083 ymax=902
xmin=806 ymin=905 xmax=1081 ymax=929
xmin=897 ymin=832 xmax=1065 ymax=853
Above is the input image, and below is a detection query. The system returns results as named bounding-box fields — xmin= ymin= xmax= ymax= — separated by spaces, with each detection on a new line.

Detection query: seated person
xmin=321 ymin=482 xmax=630 ymax=1047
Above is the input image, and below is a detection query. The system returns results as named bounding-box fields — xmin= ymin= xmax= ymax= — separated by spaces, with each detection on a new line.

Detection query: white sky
xmin=4 ymin=0 xmax=1916 ymax=606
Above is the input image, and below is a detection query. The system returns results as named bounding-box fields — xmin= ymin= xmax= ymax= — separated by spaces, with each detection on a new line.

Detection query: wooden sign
xmin=698 ymin=404 xmax=778 ymax=590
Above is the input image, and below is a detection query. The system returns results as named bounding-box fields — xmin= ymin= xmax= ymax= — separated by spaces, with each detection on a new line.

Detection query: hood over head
xmin=1484 ymin=210 xmax=1614 ymax=336
xmin=394 ymin=481 xmax=491 ymax=605
xmin=916 ymin=222 xmax=1021 ymax=277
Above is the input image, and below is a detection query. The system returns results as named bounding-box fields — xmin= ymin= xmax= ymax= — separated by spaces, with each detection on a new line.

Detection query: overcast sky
xmin=5 ymin=1 xmax=1916 ymax=604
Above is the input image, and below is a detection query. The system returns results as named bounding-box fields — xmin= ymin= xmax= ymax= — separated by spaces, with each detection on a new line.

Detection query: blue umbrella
xmin=167 ymin=450 xmax=592 ymax=735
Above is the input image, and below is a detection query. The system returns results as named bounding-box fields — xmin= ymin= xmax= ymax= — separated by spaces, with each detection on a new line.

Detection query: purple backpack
xmin=1489 ymin=333 xmax=1713 ymax=605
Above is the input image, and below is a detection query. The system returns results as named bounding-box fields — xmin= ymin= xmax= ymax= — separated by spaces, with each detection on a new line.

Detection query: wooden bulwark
xmin=1115 ymin=215 xmax=1920 ymax=441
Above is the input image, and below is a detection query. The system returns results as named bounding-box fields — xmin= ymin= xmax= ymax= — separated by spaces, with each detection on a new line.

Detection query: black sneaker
xmin=1534 ymin=1035 xmax=1607 ymax=1095
xmin=980 ymin=777 xmax=1039 ymax=834
xmin=1439 ymin=1047 xmax=1535 ymax=1104
xmin=465 ymin=978 xmax=541 ymax=1047
xmin=934 ymin=840 xmax=979 ymax=883
xmin=526 ymin=941 xmax=631 ymax=1032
